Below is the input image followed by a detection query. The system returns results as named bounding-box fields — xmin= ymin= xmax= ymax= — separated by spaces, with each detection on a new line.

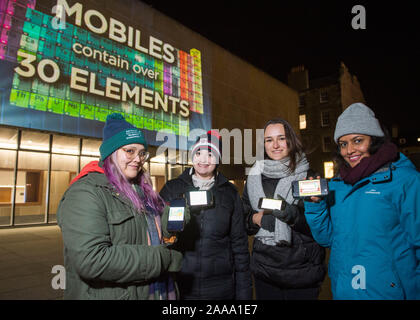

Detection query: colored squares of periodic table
xmin=1 ymin=3 xmax=202 ymax=136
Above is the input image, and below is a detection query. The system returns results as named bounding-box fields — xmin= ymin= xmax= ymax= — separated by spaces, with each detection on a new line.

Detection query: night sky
xmin=141 ymin=1 xmax=419 ymax=140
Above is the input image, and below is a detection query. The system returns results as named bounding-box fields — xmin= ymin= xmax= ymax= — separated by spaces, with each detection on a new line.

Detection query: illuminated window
xmin=82 ymin=138 xmax=101 ymax=156
xmin=324 ymin=162 xmax=334 ymax=179
xmin=299 ymin=114 xmax=307 ymax=130
xmin=52 ymin=135 xmax=80 ymax=155
xmin=20 ymin=131 xmax=50 ymax=151
xmin=0 ymin=128 xmax=18 ymax=149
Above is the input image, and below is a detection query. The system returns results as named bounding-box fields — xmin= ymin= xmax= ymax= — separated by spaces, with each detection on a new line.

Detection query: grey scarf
xmin=247 ymin=155 xmax=309 ymax=246
xmin=190 ymin=167 xmax=215 ymax=190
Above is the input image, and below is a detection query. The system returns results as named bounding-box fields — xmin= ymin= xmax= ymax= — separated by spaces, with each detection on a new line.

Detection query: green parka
xmin=57 ymin=171 xmax=181 ymax=300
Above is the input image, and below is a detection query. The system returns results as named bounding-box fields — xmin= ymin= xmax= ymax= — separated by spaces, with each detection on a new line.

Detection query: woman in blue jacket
xmin=304 ymin=103 xmax=420 ymax=300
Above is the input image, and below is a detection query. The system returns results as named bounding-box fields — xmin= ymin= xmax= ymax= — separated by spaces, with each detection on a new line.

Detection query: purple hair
xmin=102 ymin=152 xmax=165 ymax=215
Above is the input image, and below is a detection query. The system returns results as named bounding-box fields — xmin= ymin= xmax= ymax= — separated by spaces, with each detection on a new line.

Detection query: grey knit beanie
xmin=334 ymin=103 xmax=384 ymax=143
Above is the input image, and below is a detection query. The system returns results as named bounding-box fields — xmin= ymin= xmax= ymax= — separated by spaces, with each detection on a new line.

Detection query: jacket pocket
xmin=87 ymin=286 xmax=131 ymax=300
xmin=107 ymin=208 xmax=134 ymax=225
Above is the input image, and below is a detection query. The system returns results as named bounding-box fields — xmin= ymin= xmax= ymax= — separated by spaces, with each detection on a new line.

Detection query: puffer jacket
xmin=243 ymin=173 xmax=326 ymax=289
xmin=57 ymin=166 xmax=181 ymax=300
xmin=304 ymin=153 xmax=420 ymax=299
xmin=159 ymin=168 xmax=252 ymax=300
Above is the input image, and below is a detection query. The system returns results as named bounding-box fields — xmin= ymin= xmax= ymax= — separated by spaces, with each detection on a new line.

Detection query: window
xmin=82 ymin=138 xmax=101 ymax=157
xmin=299 ymin=114 xmax=307 ymax=130
xmin=299 ymin=95 xmax=305 ymax=107
xmin=322 ymin=136 xmax=333 ymax=152
xmin=15 ymin=151 xmax=49 ymax=225
xmin=20 ymin=131 xmax=50 ymax=151
xmin=324 ymin=162 xmax=334 ymax=179
xmin=320 ymin=90 xmax=328 ymax=103
xmin=52 ymin=135 xmax=80 ymax=155
xmin=0 ymin=128 xmax=18 ymax=149
xmin=49 ymin=154 xmax=79 ymax=223
xmin=321 ymin=111 xmax=330 ymax=127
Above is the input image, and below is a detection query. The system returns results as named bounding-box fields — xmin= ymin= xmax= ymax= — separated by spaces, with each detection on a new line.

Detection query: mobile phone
xmin=185 ymin=190 xmax=213 ymax=208
xmin=167 ymin=198 xmax=186 ymax=232
xmin=258 ymin=197 xmax=286 ymax=211
xmin=292 ymin=179 xmax=329 ymax=198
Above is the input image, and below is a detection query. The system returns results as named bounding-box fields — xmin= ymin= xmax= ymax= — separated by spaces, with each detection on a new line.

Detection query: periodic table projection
xmin=0 ymin=0 xmax=207 ymax=143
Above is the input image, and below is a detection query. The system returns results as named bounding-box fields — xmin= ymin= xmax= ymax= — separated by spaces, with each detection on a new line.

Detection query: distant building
xmin=288 ymin=63 xmax=366 ymax=177
xmin=392 ymin=125 xmax=420 ymax=171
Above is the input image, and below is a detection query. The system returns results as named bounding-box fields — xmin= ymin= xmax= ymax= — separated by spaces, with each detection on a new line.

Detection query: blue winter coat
xmin=304 ymin=153 xmax=420 ymax=300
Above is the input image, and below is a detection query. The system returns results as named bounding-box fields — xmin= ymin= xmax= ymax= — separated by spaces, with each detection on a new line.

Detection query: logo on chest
xmin=365 ymin=188 xmax=381 ymax=195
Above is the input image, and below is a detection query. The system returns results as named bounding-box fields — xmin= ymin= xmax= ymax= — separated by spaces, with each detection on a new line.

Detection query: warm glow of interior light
xmin=324 ymin=161 xmax=334 ymax=179
xmin=0 ymin=142 xmax=17 ymax=149
xmin=52 ymin=147 xmax=80 ymax=155
xmin=299 ymin=114 xmax=307 ymax=130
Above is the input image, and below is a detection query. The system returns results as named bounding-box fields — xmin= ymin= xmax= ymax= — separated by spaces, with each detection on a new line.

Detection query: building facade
xmin=288 ymin=63 xmax=366 ymax=177
xmin=0 ymin=0 xmax=298 ymax=227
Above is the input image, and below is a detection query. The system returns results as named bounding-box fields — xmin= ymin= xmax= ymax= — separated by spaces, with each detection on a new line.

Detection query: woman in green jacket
xmin=57 ymin=113 xmax=182 ymax=300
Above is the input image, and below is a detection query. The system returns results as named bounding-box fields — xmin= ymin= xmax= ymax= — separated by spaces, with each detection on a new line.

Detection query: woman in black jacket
xmin=243 ymin=118 xmax=326 ymax=300
xmin=160 ymin=130 xmax=252 ymax=300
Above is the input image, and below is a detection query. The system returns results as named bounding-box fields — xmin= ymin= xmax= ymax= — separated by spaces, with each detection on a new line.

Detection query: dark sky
xmin=142 ymin=0 xmax=419 ymax=137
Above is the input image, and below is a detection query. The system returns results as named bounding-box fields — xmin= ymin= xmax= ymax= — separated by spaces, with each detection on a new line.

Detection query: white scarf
xmin=247 ymin=155 xmax=309 ymax=246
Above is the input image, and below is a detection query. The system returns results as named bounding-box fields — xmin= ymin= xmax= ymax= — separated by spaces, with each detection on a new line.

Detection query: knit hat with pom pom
xmin=99 ymin=113 xmax=147 ymax=161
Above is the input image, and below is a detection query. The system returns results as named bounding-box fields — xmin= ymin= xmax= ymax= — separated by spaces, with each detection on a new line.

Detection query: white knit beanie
xmin=191 ymin=130 xmax=222 ymax=160
xmin=334 ymin=103 xmax=384 ymax=143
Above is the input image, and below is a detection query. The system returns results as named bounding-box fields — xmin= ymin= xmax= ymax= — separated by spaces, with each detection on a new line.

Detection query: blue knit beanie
xmin=99 ymin=113 xmax=147 ymax=161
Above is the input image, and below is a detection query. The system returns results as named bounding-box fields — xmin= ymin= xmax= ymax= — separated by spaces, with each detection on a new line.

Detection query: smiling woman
xmin=159 ymin=130 xmax=253 ymax=300
xmin=56 ymin=113 xmax=184 ymax=300
xmin=304 ymin=103 xmax=420 ymax=299
xmin=337 ymin=134 xmax=372 ymax=168
xmin=242 ymin=117 xmax=326 ymax=300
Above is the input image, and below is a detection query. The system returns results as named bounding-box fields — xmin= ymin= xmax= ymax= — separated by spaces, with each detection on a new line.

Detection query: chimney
xmin=288 ymin=65 xmax=309 ymax=91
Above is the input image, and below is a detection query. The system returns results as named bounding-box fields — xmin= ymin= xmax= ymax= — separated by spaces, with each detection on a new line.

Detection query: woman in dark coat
xmin=160 ymin=130 xmax=252 ymax=300
xmin=242 ymin=118 xmax=326 ymax=300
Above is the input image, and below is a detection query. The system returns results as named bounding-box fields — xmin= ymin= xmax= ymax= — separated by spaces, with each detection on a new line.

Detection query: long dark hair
xmin=263 ymin=118 xmax=304 ymax=173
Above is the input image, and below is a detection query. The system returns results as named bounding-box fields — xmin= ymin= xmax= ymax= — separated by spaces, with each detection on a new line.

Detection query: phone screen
xmin=168 ymin=207 xmax=185 ymax=221
xmin=298 ymin=179 xmax=322 ymax=197
xmin=260 ymin=198 xmax=284 ymax=210
xmin=188 ymin=191 xmax=208 ymax=206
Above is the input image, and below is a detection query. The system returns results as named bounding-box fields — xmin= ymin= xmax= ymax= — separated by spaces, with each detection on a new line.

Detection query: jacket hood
xmin=393 ymin=152 xmax=416 ymax=170
xmin=70 ymin=160 xmax=104 ymax=185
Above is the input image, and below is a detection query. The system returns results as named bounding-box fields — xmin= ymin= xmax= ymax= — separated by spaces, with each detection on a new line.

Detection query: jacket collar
xmin=338 ymin=163 xmax=394 ymax=201
xmin=332 ymin=162 xmax=393 ymax=184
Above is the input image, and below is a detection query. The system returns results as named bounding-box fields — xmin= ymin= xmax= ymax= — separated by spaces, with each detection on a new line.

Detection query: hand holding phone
xmin=292 ymin=178 xmax=329 ymax=199
xmin=186 ymin=190 xmax=213 ymax=208
xmin=258 ymin=197 xmax=286 ymax=211
xmin=167 ymin=198 xmax=186 ymax=232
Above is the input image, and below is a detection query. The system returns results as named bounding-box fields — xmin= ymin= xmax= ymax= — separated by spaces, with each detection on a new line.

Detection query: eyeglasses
xmin=121 ymin=147 xmax=150 ymax=161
